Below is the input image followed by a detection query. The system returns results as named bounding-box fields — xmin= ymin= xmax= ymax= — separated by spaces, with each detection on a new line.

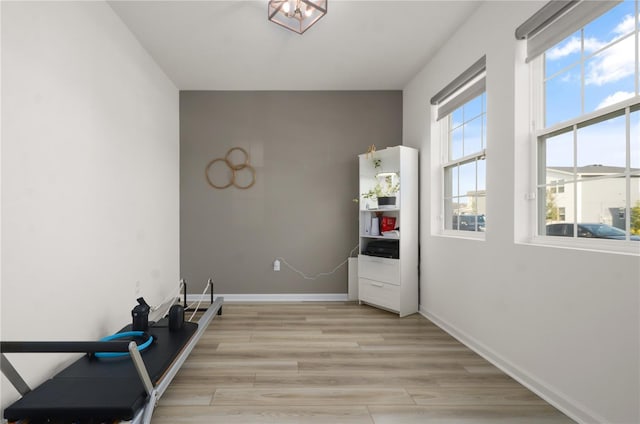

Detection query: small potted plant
xmin=361 ymin=157 xmax=399 ymax=208
xmin=362 ymin=175 xmax=399 ymax=207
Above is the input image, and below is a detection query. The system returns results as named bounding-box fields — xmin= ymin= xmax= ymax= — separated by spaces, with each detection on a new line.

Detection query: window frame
xmin=529 ymin=2 xmax=640 ymax=254
xmin=440 ymin=90 xmax=487 ymax=239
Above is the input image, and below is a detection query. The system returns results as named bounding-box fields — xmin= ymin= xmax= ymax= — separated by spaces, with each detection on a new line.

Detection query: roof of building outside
xmin=548 ymin=165 xmax=640 ymax=175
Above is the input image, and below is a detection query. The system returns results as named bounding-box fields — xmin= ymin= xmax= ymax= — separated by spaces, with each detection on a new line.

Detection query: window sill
xmin=522 ymin=236 xmax=640 ymax=256
xmin=436 ymin=230 xmax=486 ymax=241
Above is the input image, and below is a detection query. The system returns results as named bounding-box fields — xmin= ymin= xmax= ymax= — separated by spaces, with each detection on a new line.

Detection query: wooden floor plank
xmin=152 ymin=405 xmax=374 ymax=424
xmin=368 ymin=405 xmax=573 ymax=424
xmin=212 ymin=388 xmax=415 ymax=406
xmin=151 ymin=302 xmax=574 ymax=424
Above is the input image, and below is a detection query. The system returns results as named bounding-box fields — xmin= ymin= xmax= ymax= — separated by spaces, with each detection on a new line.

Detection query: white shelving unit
xmin=358 ymin=145 xmax=418 ymax=317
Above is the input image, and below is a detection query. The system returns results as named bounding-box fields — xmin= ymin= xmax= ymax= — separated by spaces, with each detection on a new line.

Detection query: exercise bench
xmin=1 ymin=291 xmax=223 ymax=424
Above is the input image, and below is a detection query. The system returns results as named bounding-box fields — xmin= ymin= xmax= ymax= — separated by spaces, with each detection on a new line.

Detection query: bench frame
xmin=1 ymin=296 xmax=223 ymax=424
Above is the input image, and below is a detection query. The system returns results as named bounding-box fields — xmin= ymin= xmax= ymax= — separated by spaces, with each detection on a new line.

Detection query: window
xmin=431 ymin=56 xmax=487 ymax=235
xmin=526 ymin=0 xmax=640 ymax=244
xmin=443 ymin=93 xmax=487 ymax=232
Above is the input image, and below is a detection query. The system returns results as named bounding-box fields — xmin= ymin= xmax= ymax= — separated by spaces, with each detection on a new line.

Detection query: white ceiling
xmin=109 ymin=1 xmax=481 ymax=90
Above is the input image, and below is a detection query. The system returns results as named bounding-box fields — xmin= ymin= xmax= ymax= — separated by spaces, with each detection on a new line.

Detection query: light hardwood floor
xmin=152 ymin=302 xmax=575 ymax=423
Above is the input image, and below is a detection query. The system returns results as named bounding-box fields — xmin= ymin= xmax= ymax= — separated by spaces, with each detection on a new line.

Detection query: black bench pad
xmin=4 ymin=321 xmax=197 ymax=422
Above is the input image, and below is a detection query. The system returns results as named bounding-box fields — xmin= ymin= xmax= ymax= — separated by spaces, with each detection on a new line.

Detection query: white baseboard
xmin=186 ymin=293 xmax=349 ymax=303
xmin=418 ymin=305 xmax=604 ymax=424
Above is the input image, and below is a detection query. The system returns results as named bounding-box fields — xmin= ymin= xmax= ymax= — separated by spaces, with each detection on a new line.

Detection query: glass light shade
xmin=268 ymin=0 xmax=328 ymax=34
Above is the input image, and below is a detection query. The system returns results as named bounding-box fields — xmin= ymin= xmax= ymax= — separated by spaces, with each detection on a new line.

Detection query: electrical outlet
xmin=135 ymin=281 xmax=141 ymax=295
xmin=273 ymin=259 xmax=280 ymax=271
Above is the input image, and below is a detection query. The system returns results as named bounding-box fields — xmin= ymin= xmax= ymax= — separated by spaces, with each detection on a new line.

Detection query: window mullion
xmin=580 ymin=28 xmax=585 ymax=116
xmin=636 ymin=0 xmax=639 ymax=97
xmin=456 ymin=165 xmax=460 ymax=229
xmin=573 ymin=124 xmax=578 ymax=237
xmin=626 ymin=107 xmax=631 ymax=240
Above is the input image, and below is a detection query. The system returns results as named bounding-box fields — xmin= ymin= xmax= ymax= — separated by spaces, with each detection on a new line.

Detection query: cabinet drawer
xmin=359 ymin=278 xmax=400 ymax=311
xmin=358 ymin=255 xmax=400 ymax=285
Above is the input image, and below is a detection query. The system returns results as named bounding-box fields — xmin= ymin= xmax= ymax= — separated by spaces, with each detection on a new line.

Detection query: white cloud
xmin=546 ymin=36 xmax=604 ymax=60
xmin=546 ymin=37 xmax=581 ymax=60
xmin=584 ymin=13 xmax=639 ymax=86
xmin=585 ymin=35 xmax=635 ymax=86
xmin=547 ymin=13 xmax=639 ymax=86
xmin=596 ymin=91 xmax=635 ymax=110
xmin=613 ymin=14 xmax=636 ymax=36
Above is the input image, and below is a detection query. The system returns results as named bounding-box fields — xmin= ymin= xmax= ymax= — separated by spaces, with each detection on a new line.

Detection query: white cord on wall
xmin=276 ymin=244 xmax=359 ymax=280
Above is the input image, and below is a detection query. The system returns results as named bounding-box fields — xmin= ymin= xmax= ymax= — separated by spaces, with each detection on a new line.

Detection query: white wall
xmin=404 ymin=2 xmax=640 ymax=423
xmin=1 ymin=1 xmax=179 ymax=408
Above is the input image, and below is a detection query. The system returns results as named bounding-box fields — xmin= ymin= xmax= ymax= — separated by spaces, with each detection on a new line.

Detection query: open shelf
xmin=360 ymin=234 xmax=400 ymax=240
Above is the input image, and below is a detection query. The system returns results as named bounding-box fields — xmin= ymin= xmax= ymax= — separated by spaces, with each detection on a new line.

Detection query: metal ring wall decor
xmin=205 ymin=147 xmax=256 ymax=190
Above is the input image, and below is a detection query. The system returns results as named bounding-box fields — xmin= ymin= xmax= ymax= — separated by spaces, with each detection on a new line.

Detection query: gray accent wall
xmin=180 ymin=91 xmax=402 ymax=294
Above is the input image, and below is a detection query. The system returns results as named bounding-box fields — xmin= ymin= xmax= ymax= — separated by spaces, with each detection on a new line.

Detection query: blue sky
xmin=545 ymin=0 xmax=638 ymax=125
xmin=449 ymin=1 xmax=638 ymax=208
xmin=544 ymin=0 xmax=639 ymax=171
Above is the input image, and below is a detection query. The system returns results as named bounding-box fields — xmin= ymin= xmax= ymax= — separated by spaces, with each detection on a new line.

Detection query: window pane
xmin=632 ymin=177 xmax=640 ymax=235
xmin=444 ymin=165 xmax=457 ymax=198
xmin=456 ymin=196 xmax=470 ymax=217
xmin=546 ymin=65 xmax=581 ymax=127
xmin=466 ymin=198 xmax=479 ymax=216
xmin=584 ymin=36 xmax=635 ymax=113
xmin=477 ymin=157 xmax=486 ymax=191
xmin=545 ymin=31 xmax=581 ymax=78
xmin=448 ymin=198 xmax=470 ymax=230
xmin=450 ymin=126 xmax=463 ymax=161
xmin=451 ymin=107 xmax=463 ymax=130
xmin=583 ymin=0 xmax=636 ymax=44
xmin=458 ymin=161 xmax=476 ymax=196
xmin=464 ymin=94 xmax=483 ymax=121
xmin=576 ymin=113 xmax=626 ymax=169
xmin=476 ymin=194 xmax=487 ymax=220
xmin=482 ymin=113 xmax=487 ymax=150
xmin=545 ymin=130 xmax=574 ymax=172
xmin=452 ymin=165 xmax=459 ymax=197
xmin=632 ymin=108 xmax=639 ymax=169
xmin=444 ymin=198 xmax=455 ymax=230
xmin=545 ymin=181 xmax=576 ymax=233
xmin=578 ymin=177 xmax=628 ymax=231
xmin=463 ymin=117 xmax=483 ymax=156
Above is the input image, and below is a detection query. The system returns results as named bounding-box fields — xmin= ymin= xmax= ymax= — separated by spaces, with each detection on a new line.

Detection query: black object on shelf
xmin=363 ymin=239 xmax=399 ymax=259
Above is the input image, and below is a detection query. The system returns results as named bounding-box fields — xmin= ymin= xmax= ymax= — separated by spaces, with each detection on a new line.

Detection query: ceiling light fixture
xmin=268 ymin=0 xmax=327 ymax=34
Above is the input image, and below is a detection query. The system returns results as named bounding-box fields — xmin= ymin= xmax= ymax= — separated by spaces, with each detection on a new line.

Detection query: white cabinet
xmin=358 ymin=146 xmax=418 ymax=317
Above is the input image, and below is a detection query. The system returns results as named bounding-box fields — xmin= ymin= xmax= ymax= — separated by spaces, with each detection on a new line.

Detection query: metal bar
xmin=128 ymin=341 xmax=154 ymax=397
xmin=209 ymin=278 xmax=214 ymax=304
xmin=182 ymin=279 xmax=187 ymax=309
xmin=1 ymin=353 xmax=31 ymax=396
xmin=1 ymin=341 xmax=131 ymax=353
xmin=154 ymin=297 xmax=223 ymax=399
xmin=140 ymin=390 xmax=158 ymax=424
xmin=133 ymin=297 xmax=224 ymax=424
xmin=130 ymin=407 xmax=144 ymax=424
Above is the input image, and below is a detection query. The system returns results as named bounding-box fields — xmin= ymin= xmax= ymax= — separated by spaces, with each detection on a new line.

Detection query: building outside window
xmin=533 ymin=0 xmax=640 ymax=243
